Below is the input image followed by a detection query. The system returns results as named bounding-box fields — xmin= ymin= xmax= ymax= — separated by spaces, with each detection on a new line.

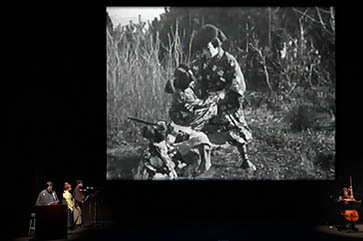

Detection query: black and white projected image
xmin=106 ymin=7 xmax=335 ymax=180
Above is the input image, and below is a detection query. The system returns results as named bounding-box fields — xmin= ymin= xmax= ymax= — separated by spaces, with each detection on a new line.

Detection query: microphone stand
xmin=88 ymin=189 xmax=104 ymax=227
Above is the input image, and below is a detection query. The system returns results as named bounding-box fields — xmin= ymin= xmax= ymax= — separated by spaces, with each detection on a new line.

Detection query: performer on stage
xmin=73 ymin=180 xmax=85 ymax=228
xmin=336 ymin=185 xmax=359 ymax=232
xmin=62 ymin=182 xmax=74 ymax=230
xmin=35 ymin=181 xmax=59 ymax=206
xmin=338 ymin=186 xmax=355 ymax=202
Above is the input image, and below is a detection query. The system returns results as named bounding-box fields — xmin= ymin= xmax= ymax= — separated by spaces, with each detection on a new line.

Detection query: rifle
xmin=128 ymin=117 xmax=168 ymax=132
xmin=128 ymin=116 xmax=159 ymax=126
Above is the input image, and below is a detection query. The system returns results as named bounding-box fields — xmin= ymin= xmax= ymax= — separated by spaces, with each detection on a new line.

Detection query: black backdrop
xmin=7 ymin=2 xmax=363 ymax=239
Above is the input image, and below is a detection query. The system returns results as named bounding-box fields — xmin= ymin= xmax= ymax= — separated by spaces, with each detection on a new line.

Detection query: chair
xmin=28 ymin=212 xmax=36 ymax=236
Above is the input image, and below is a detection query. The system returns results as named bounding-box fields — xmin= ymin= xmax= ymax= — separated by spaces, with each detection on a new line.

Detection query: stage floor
xmin=12 ymin=223 xmax=363 ymax=241
xmin=316 ymin=224 xmax=363 ymax=239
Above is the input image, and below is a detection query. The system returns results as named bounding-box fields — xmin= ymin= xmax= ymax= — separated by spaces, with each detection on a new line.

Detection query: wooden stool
xmin=28 ymin=212 xmax=36 ymax=236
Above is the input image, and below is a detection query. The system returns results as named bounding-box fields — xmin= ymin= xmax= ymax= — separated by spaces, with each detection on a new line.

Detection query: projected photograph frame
xmin=106 ymin=6 xmax=335 ymax=181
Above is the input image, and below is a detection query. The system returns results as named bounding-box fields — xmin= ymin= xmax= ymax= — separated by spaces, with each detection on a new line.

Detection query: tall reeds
xmin=107 ymin=20 xmax=186 ymax=147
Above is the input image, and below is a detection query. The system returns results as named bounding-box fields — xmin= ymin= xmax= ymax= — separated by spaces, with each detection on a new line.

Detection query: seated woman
xmin=338 ymin=186 xmax=355 ymax=202
xmin=336 ymin=186 xmax=359 ymax=231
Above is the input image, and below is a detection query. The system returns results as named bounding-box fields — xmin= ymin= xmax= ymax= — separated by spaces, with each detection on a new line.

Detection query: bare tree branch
xmin=249 ymin=39 xmax=273 ymax=93
xmin=330 ymin=7 xmax=335 ymax=32
xmin=292 ymin=7 xmax=319 ymax=24
xmin=293 ymin=7 xmax=334 ymax=36
xmin=315 ymin=7 xmax=327 ymax=31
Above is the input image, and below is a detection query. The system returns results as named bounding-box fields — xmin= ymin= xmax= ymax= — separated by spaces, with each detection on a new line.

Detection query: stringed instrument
xmin=343 ymin=176 xmax=359 ymax=222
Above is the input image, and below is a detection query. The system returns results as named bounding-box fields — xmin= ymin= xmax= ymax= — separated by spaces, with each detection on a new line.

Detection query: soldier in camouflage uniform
xmin=190 ymin=24 xmax=256 ymax=171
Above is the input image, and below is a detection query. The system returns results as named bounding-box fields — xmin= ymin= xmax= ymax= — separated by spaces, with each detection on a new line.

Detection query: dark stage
xmin=7 ymin=2 xmax=363 ymax=241
xmin=12 ymin=223 xmax=363 ymax=241
xmin=9 ymin=177 xmax=363 ymax=241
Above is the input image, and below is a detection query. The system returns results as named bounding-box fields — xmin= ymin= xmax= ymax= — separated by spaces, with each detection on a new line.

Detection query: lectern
xmin=35 ymin=204 xmax=67 ymax=240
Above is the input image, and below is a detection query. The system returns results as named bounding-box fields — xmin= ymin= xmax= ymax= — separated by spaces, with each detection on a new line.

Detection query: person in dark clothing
xmin=35 ymin=181 xmax=59 ymax=206
xmin=73 ymin=180 xmax=85 ymax=227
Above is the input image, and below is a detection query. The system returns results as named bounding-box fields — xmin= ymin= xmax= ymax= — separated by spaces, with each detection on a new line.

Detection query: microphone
xmin=80 ymin=186 xmax=94 ymax=192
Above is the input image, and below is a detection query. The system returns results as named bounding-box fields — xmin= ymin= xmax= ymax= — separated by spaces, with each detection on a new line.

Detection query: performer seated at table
xmin=336 ymin=186 xmax=359 ymax=232
xmin=35 ymin=181 xmax=59 ymax=206
xmin=338 ymin=186 xmax=355 ymax=202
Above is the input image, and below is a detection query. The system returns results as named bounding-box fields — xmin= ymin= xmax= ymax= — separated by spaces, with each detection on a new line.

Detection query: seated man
xmin=134 ymin=120 xmax=213 ymax=179
xmin=135 ymin=123 xmax=177 ymax=180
